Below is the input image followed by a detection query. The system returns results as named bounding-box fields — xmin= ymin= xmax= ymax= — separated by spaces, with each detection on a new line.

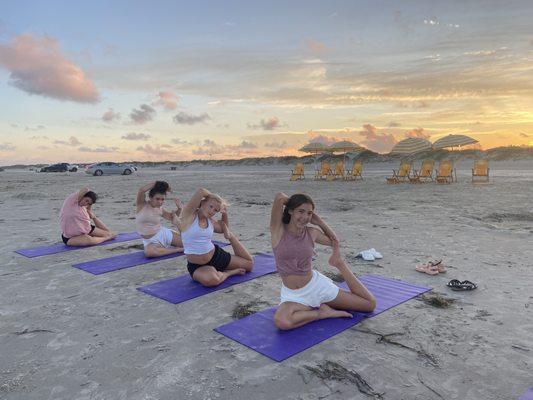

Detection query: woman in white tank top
xmin=178 ymin=188 xmax=253 ymax=286
xmin=136 ymin=181 xmax=184 ymax=257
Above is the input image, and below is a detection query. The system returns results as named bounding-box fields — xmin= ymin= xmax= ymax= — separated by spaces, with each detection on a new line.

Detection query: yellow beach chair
xmin=386 ymin=161 xmax=411 ymax=184
xmin=290 ymin=163 xmax=305 ymax=181
xmin=409 ymin=159 xmax=434 ymax=183
xmin=435 ymin=159 xmax=455 ymax=184
xmin=345 ymin=160 xmax=363 ymax=181
xmin=327 ymin=161 xmax=345 ymax=181
xmin=472 ymin=159 xmax=489 ymax=182
xmin=314 ymin=161 xmax=332 ymax=180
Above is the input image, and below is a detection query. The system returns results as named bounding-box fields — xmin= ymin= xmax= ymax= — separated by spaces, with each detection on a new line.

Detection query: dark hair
xmin=282 ymin=193 xmax=314 ymax=224
xmin=83 ymin=191 xmax=98 ymax=204
xmin=149 ymin=181 xmax=170 ymax=198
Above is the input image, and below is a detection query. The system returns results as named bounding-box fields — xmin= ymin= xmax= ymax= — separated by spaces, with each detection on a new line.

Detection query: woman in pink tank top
xmin=270 ymin=193 xmax=376 ymax=330
xmin=60 ymin=187 xmax=117 ymax=246
xmin=136 ymin=181 xmax=184 ymax=257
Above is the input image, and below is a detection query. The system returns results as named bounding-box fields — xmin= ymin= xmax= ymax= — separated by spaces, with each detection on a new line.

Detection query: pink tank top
xmin=135 ymin=204 xmax=162 ymax=236
xmin=273 ymin=225 xmax=314 ymax=277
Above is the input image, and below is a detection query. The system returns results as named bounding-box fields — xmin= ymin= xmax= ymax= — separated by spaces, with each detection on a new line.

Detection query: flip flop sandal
xmin=430 ymin=260 xmax=446 ymax=273
xmin=459 ymin=280 xmax=477 ymax=290
xmin=447 ymin=279 xmax=477 ymax=291
xmin=416 ymin=263 xmax=439 ymax=275
xmin=446 ymin=279 xmax=463 ymax=289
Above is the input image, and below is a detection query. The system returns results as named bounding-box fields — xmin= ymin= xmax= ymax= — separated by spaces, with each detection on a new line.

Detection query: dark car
xmin=39 ymin=163 xmax=78 ymax=173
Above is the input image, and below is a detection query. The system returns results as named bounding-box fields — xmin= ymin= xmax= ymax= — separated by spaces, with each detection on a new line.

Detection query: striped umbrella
xmin=433 ymin=134 xmax=478 ymax=149
xmin=390 ymin=137 xmax=432 ymax=155
xmin=299 ymin=142 xmax=328 ymax=170
xmin=328 ymin=140 xmax=365 ymax=169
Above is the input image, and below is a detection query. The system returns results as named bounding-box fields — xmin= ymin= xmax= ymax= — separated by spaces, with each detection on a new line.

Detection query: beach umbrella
xmin=433 ymin=134 xmax=478 ymax=150
xmin=390 ymin=137 xmax=432 ymax=155
xmin=299 ymin=142 xmax=328 ymax=170
xmin=328 ymin=140 xmax=365 ymax=168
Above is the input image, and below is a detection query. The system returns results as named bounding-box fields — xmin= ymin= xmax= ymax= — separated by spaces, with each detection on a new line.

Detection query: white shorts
xmin=142 ymin=227 xmax=175 ymax=249
xmin=280 ymin=270 xmax=340 ymax=308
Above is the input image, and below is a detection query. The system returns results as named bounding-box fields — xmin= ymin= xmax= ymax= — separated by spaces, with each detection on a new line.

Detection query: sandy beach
xmin=0 ymin=161 xmax=532 ymax=400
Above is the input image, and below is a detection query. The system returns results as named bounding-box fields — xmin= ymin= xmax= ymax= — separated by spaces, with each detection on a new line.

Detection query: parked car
xmin=39 ymin=163 xmax=78 ymax=172
xmin=85 ymin=162 xmax=136 ymax=176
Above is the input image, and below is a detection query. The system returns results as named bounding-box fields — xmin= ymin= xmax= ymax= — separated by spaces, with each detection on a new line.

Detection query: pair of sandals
xmin=447 ymin=279 xmax=477 ymax=291
xmin=415 ymin=260 xmax=446 ymax=275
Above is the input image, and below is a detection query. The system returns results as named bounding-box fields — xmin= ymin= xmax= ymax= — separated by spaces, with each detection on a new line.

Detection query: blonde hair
xmin=201 ymin=193 xmax=228 ymax=209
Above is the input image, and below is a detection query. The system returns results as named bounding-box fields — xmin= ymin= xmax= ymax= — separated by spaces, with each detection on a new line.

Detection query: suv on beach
xmin=39 ymin=163 xmax=78 ymax=172
xmin=85 ymin=162 xmax=136 ymax=176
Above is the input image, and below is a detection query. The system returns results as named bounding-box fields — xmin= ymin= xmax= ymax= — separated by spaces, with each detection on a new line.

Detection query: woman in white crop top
xmin=136 ymin=181 xmax=184 ymax=257
xmin=178 ymin=188 xmax=253 ymax=287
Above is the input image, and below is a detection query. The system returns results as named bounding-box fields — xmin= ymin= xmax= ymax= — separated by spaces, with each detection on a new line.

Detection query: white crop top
xmin=181 ymin=215 xmax=215 ymax=255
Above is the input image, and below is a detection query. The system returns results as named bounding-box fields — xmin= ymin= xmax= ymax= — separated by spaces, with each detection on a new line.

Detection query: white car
xmin=85 ymin=162 xmax=136 ymax=176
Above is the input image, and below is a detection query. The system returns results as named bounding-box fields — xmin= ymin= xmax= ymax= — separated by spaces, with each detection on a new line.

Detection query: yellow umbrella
xmin=390 ymin=137 xmax=432 ymax=155
xmin=328 ymin=140 xmax=365 ymax=168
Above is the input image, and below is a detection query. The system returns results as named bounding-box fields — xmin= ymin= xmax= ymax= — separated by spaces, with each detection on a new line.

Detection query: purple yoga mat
xmin=15 ymin=232 xmax=141 ymax=258
xmin=519 ymin=388 xmax=533 ymax=400
xmin=137 ymin=253 xmax=276 ymax=304
xmin=214 ymin=274 xmax=431 ymax=362
xmin=72 ymin=241 xmax=229 ymax=275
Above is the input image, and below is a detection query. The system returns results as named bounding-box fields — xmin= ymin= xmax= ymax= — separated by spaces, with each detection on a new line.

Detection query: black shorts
xmin=62 ymin=224 xmax=96 ymax=245
xmin=187 ymin=244 xmax=232 ymax=277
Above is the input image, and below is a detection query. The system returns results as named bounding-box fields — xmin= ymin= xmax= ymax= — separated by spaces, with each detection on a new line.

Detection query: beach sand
xmin=0 ymin=161 xmax=532 ymax=399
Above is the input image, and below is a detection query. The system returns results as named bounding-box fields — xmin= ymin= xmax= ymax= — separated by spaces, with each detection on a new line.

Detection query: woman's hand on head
xmin=310 ymin=212 xmax=322 ymax=226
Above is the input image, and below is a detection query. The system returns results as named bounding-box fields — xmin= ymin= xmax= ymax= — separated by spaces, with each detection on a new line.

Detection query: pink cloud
xmin=102 ymin=108 xmax=120 ymax=122
xmin=154 ymin=91 xmax=179 ymax=110
xmin=307 ymin=39 xmax=329 ymax=54
xmin=358 ymin=124 xmax=397 ymax=153
xmin=308 ymin=132 xmax=337 ymax=146
xmin=404 ymin=127 xmax=430 ymax=139
xmin=0 ymin=33 xmax=99 ymax=103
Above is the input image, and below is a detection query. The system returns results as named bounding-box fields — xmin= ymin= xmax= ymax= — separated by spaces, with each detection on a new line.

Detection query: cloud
xmin=358 ymin=124 xmax=397 ymax=153
xmin=136 ymin=144 xmax=175 ymax=155
xmin=264 ymin=140 xmax=288 ymax=149
xmin=154 ymin=91 xmax=179 ymax=110
xmin=0 ymin=33 xmax=99 ymax=103
xmin=309 ymin=134 xmax=337 ymax=146
xmin=79 ymin=146 xmax=118 ymax=153
xmin=307 ymin=40 xmax=328 ymax=54
xmin=29 ymin=135 xmax=49 ymax=140
xmin=388 ymin=121 xmax=401 ymax=127
xmin=171 ymin=138 xmax=190 ymax=145
xmin=122 ymin=132 xmax=151 ymax=141
xmin=247 ymin=116 xmax=282 ymax=131
xmin=234 ymin=140 xmax=257 ymax=149
xmin=173 ymin=111 xmax=210 ymax=125
xmin=24 ymin=125 xmax=45 ymax=131
xmin=404 ymin=127 xmax=430 ymax=139
xmin=519 ymin=132 xmax=530 ymax=138
xmin=54 ymin=136 xmax=82 ymax=146
xmin=102 ymin=108 xmax=120 ymax=122
xmin=0 ymin=142 xmax=16 ymax=151
xmin=130 ymin=104 xmax=156 ymax=124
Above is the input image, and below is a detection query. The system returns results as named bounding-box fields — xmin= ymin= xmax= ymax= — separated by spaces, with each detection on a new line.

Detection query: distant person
xmin=270 ymin=192 xmax=376 ymax=330
xmin=136 ymin=181 xmax=184 ymax=257
xmin=60 ymin=187 xmax=117 ymax=246
xmin=178 ymin=188 xmax=253 ymax=286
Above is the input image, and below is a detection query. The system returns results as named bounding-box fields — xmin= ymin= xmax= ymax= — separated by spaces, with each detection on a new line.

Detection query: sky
xmin=0 ymin=0 xmax=532 ymax=164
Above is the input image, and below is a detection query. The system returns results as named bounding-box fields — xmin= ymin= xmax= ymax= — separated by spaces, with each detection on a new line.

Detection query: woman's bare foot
xmin=318 ymin=303 xmax=352 ymax=319
xmin=226 ymin=268 xmax=246 ymax=277
xmin=220 ymin=221 xmax=235 ymax=241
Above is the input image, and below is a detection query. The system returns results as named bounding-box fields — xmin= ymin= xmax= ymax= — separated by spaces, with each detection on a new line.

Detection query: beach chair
xmin=290 ymin=163 xmax=305 ymax=181
xmin=314 ymin=161 xmax=332 ymax=180
xmin=409 ymin=159 xmax=434 ymax=183
xmin=435 ymin=159 xmax=455 ymax=184
xmin=327 ymin=161 xmax=345 ymax=181
xmin=386 ymin=161 xmax=411 ymax=183
xmin=345 ymin=160 xmax=363 ymax=181
xmin=472 ymin=159 xmax=489 ymax=182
